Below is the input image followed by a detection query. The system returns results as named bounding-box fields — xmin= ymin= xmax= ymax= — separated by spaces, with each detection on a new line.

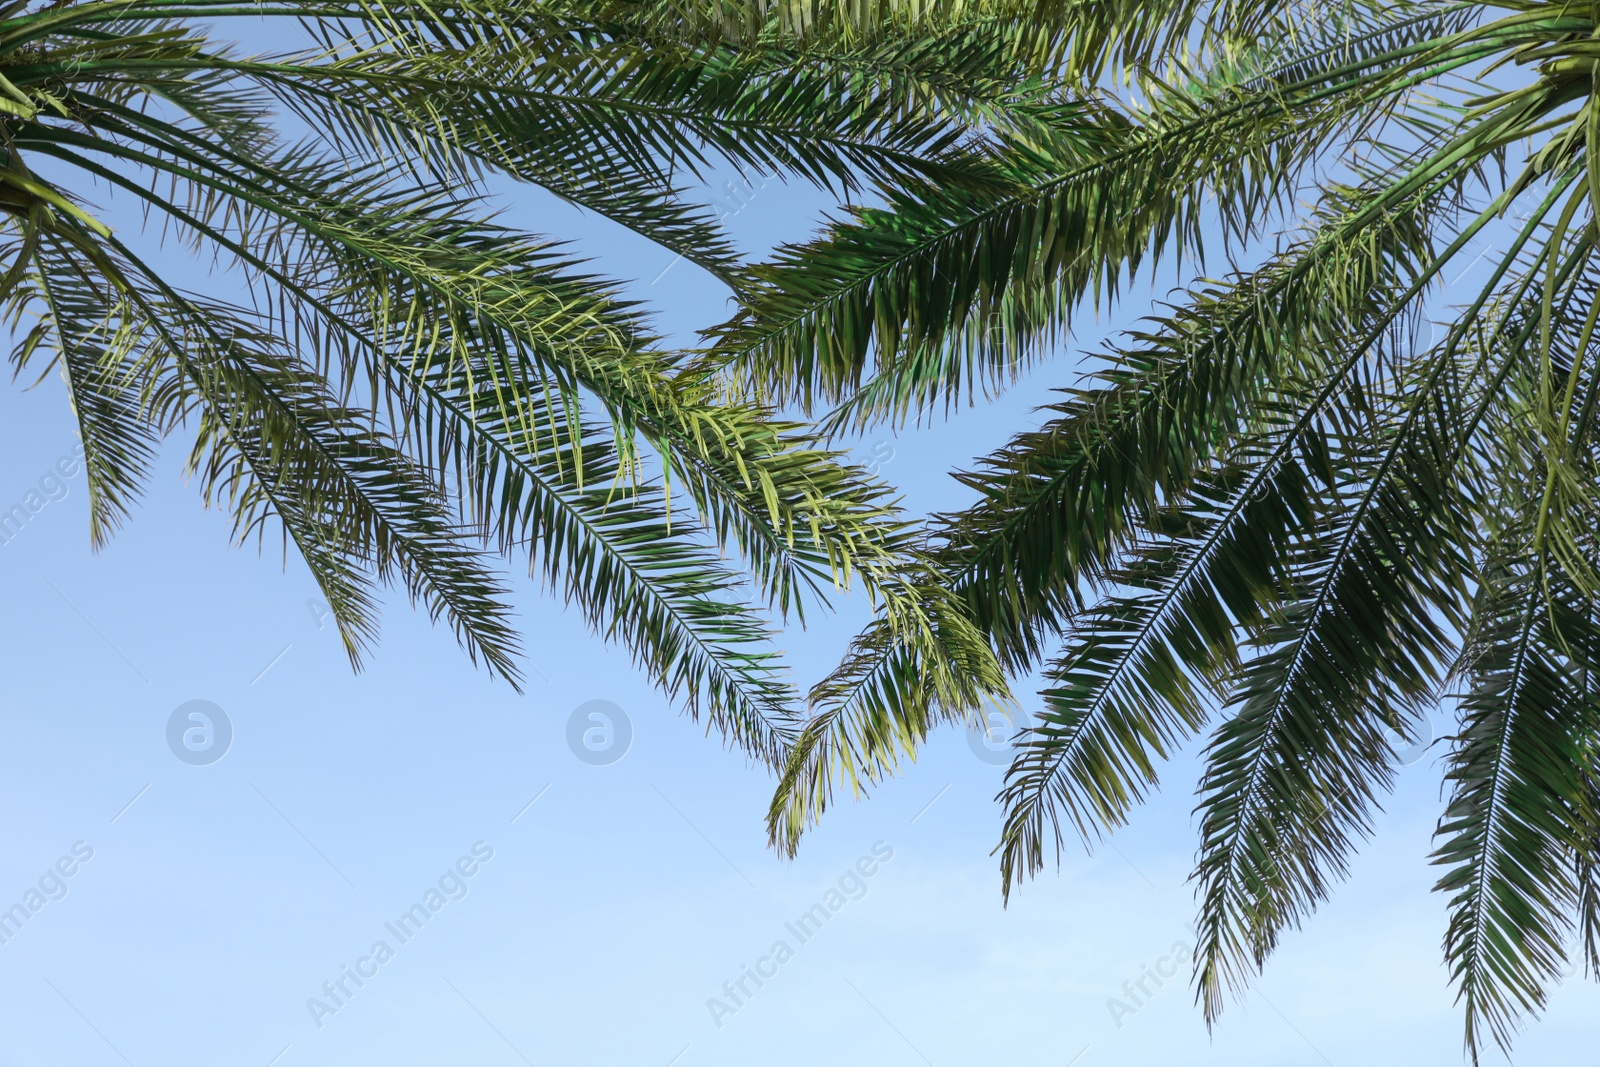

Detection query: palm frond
xmin=1434 ymin=553 xmax=1597 ymax=1061
xmin=707 ymin=1 xmax=1476 ymax=428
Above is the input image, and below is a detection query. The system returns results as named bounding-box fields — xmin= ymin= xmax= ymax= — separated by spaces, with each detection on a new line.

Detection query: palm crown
xmin=727 ymin=0 xmax=1600 ymax=1059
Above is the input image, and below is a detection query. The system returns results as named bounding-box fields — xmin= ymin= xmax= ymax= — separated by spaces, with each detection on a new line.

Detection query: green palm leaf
xmin=0 ymin=0 xmax=994 ymax=766
xmin=740 ymin=1 xmax=1600 ymax=1057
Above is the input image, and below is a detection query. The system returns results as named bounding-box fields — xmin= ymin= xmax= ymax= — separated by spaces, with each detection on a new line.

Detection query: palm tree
xmin=0 ymin=0 xmax=1039 ymax=765
xmin=735 ymin=0 xmax=1600 ymax=1058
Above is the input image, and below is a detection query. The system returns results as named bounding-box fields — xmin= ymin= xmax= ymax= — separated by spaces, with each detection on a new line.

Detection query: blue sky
xmin=1 ymin=17 xmax=1597 ymax=1067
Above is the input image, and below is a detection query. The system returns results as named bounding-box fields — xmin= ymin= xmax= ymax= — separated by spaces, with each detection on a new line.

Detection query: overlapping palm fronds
xmin=0 ymin=0 xmax=1057 ymax=766
xmin=730 ymin=0 xmax=1600 ymax=1058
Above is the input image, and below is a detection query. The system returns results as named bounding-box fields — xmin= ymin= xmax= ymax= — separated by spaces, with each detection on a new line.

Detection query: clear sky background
xmin=1 ymin=16 xmax=1596 ymax=1067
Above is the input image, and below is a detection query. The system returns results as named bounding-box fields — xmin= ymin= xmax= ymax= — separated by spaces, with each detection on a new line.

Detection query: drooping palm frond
xmin=1434 ymin=550 xmax=1598 ymax=1056
xmin=708 ymin=1 xmax=1479 ymax=431
xmin=1183 ymin=192 xmax=1592 ymax=1023
xmin=7 ymin=231 xmax=158 ymax=546
xmin=0 ymin=0 xmax=1045 ymax=764
xmin=770 ymin=167 xmax=1453 ymax=854
xmin=738 ymin=0 xmax=1600 ymax=1058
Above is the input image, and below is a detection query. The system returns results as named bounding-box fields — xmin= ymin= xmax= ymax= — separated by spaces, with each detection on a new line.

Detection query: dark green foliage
xmin=732 ymin=2 xmax=1600 ymax=1059
xmin=0 ymin=0 xmax=1023 ymax=765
